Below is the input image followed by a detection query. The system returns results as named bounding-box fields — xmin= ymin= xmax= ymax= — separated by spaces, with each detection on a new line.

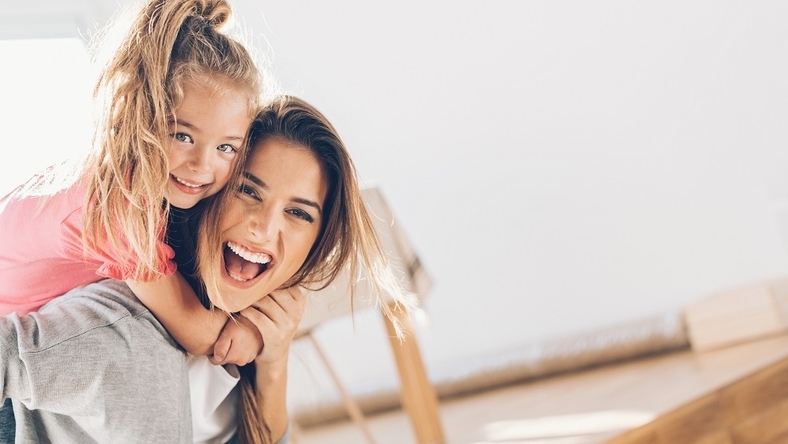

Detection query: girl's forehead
xmin=173 ymin=75 xmax=255 ymax=112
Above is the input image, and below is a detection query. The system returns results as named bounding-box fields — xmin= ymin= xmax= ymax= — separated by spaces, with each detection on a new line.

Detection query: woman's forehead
xmin=244 ymin=138 xmax=328 ymax=203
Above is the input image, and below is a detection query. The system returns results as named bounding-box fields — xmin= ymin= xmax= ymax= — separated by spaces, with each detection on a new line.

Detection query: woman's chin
xmin=210 ymin=297 xmax=235 ymax=313
xmin=214 ymin=266 xmax=271 ymax=312
xmin=210 ymin=290 xmax=250 ymax=313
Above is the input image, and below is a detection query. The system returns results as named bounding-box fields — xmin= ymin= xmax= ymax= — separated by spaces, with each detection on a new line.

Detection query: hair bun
xmin=196 ymin=0 xmax=231 ymax=29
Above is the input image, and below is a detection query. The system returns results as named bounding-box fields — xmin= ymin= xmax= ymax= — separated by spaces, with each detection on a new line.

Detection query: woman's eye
xmin=288 ymin=208 xmax=315 ymax=223
xmin=172 ymin=132 xmax=193 ymax=143
xmin=217 ymin=144 xmax=237 ymax=154
xmin=237 ymin=184 xmax=260 ymax=200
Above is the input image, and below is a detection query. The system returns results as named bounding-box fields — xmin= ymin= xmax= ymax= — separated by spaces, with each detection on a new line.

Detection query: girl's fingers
xmin=239 ymin=286 xmax=306 ymax=362
xmin=240 ymin=305 xmax=274 ymax=335
xmin=211 ymin=332 xmax=232 ymax=364
xmin=272 ymin=286 xmax=306 ymax=317
xmin=250 ymin=286 xmax=306 ymax=327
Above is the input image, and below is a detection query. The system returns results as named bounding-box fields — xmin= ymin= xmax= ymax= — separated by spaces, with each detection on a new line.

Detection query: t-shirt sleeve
xmin=60 ymin=208 xmax=177 ymax=281
xmin=0 ymin=280 xmax=193 ymax=442
xmin=274 ymin=422 xmax=292 ymax=444
xmin=95 ymin=241 xmax=177 ymax=281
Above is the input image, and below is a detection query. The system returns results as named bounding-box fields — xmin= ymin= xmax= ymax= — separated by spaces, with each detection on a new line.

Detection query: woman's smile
xmin=223 ymin=241 xmax=272 ymax=282
xmin=210 ymin=138 xmax=327 ymax=312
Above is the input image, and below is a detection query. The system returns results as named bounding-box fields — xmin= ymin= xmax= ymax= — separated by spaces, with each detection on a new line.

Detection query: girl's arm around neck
xmin=127 ymin=272 xmax=228 ymax=357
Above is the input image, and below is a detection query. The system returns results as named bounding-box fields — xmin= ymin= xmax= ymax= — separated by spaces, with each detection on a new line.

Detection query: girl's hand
xmin=240 ymin=286 xmax=306 ymax=365
xmin=210 ymin=315 xmax=263 ymax=366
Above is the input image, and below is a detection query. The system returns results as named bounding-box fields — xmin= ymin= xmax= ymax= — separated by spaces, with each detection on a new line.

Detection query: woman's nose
xmin=247 ymin=209 xmax=283 ymax=240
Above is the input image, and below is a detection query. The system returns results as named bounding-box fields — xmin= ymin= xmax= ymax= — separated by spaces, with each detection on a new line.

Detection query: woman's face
xmin=211 ymin=137 xmax=328 ymax=312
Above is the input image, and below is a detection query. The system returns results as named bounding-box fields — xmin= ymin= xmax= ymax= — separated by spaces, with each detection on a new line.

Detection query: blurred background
xmin=2 ymin=0 xmax=788 ymax=433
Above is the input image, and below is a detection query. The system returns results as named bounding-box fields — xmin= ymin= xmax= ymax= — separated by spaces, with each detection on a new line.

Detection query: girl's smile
xmin=166 ymin=79 xmax=252 ymax=209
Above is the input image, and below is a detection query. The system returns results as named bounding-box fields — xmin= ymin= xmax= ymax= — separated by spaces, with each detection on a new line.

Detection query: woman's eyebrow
xmin=242 ymin=171 xmax=322 ymax=215
xmin=243 ymin=171 xmax=266 ymax=189
xmin=293 ymin=197 xmax=322 ymax=215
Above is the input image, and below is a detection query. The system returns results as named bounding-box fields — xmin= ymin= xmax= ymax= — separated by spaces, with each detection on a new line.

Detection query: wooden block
xmin=604 ymin=355 xmax=788 ymax=444
xmin=769 ymin=276 xmax=788 ymax=325
xmin=606 ymin=429 xmax=660 ymax=444
xmin=731 ymin=399 xmax=788 ymax=444
xmin=763 ymin=431 xmax=788 ymax=444
xmin=685 ymin=283 xmax=775 ymax=323
xmin=683 ymin=282 xmax=787 ymax=352
xmin=686 ymin=312 xmax=784 ymax=352
xmin=655 ymin=393 xmax=733 ymax=442
xmin=690 ymin=431 xmax=735 ymax=444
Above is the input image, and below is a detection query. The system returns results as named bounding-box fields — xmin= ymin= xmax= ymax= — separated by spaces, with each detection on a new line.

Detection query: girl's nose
xmin=187 ymin=146 xmax=211 ymax=172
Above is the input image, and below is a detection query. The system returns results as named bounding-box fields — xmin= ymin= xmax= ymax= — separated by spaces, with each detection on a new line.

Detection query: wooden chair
xmin=293 ymin=187 xmax=445 ymax=444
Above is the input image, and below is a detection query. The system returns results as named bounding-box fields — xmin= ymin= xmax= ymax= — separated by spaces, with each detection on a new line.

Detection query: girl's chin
xmin=166 ymin=184 xmax=205 ymax=209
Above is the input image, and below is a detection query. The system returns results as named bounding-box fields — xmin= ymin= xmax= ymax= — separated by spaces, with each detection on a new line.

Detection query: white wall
xmin=4 ymin=0 xmax=788 ymax=409
xmin=232 ymin=0 xmax=788 ymax=404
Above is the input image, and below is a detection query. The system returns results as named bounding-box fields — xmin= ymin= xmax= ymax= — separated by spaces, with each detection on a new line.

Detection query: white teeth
xmin=174 ymin=176 xmax=205 ymax=188
xmin=227 ymin=271 xmax=249 ymax=282
xmin=227 ymin=241 xmax=272 ymax=264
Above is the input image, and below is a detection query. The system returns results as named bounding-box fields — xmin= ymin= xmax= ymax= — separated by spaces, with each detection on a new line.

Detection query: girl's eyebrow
xmin=242 ymin=171 xmax=323 ymax=215
xmin=170 ymin=118 xmax=244 ymax=141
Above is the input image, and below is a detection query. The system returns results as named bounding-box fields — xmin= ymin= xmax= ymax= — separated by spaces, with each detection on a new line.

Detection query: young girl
xmin=0 ymin=0 xmax=264 ymax=365
xmin=0 ymin=2 xmax=267 ymax=439
xmin=0 ymin=95 xmax=415 ymax=444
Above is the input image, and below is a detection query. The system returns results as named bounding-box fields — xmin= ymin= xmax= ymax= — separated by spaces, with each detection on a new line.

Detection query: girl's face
xmin=166 ymin=79 xmax=252 ymax=209
xmin=211 ymin=138 xmax=328 ymax=313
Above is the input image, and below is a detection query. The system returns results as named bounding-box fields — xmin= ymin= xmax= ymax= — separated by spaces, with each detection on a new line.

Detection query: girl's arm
xmin=128 ymin=272 xmax=262 ymax=364
xmin=240 ymin=286 xmax=306 ymax=441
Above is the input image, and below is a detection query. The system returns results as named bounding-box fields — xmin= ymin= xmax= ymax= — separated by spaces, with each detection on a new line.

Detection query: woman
xmin=0 ymin=96 xmax=414 ymax=444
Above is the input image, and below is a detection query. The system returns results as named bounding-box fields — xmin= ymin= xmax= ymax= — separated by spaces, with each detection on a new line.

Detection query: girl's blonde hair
xmin=83 ymin=0 xmax=262 ymax=280
xmin=197 ymin=96 xmax=414 ymax=444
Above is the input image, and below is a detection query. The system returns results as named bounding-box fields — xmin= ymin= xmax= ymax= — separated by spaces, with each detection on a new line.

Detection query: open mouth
xmin=223 ymin=241 xmax=272 ymax=282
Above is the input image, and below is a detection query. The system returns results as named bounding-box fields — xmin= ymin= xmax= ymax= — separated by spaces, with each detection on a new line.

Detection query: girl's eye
xmin=172 ymin=132 xmax=193 ymax=143
xmin=217 ymin=144 xmax=237 ymax=154
xmin=288 ymin=208 xmax=315 ymax=223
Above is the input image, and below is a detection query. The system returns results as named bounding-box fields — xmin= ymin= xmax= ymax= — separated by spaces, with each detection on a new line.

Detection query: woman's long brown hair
xmin=198 ymin=96 xmax=415 ymax=443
